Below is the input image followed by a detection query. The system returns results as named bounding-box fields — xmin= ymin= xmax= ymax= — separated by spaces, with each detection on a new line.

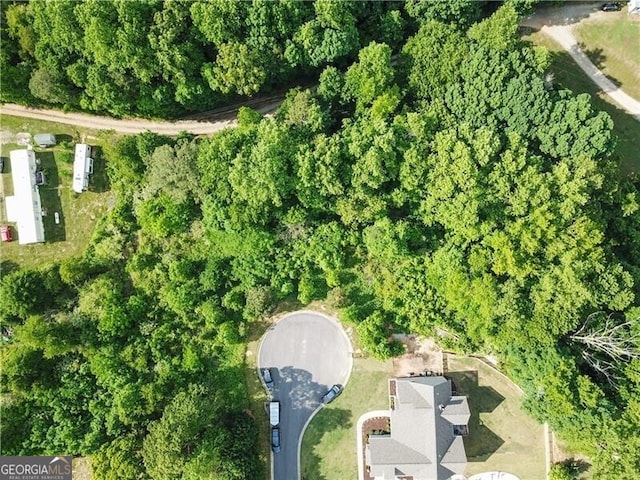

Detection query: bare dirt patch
xmin=15 ymin=132 xmax=32 ymax=146
xmin=0 ymin=130 xmax=13 ymax=145
xmin=391 ymin=335 xmax=444 ymax=377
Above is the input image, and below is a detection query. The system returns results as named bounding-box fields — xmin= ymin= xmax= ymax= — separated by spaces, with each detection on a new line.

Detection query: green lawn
xmin=1 ymin=115 xmax=110 ymax=270
xmin=447 ymin=356 xmax=547 ymax=480
xmin=245 ymin=319 xmax=277 ymax=480
xmin=574 ymin=11 xmax=640 ymax=101
xmin=300 ymin=356 xmax=394 ymax=480
xmin=522 ymin=30 xmax=640 ymax=176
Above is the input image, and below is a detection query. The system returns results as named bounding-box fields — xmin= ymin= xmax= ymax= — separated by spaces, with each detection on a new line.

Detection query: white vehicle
xmin=269 ymin=401 xmax=280 ymax=427
xmin=73 ymin=144 xmax=94 ymax=193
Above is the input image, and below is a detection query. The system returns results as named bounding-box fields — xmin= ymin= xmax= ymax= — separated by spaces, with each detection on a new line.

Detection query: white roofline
xmin=6 ymin=149 xmax=45 ymax=244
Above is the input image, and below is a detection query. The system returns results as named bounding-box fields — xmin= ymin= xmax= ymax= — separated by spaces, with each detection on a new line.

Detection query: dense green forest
xmin=1 ymin=0 xmax=408 ymax=116
xmin=1 ymin=2 xmax=639 ymax=479
xmin=0 ymin=0 xmax=533 ymax=118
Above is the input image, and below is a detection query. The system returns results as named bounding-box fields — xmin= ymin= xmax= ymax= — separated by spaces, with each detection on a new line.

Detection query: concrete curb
xmin=356 ymin=410 xmax=391 ymax=480
xmin=257 ymin=309 xmax=354 ymax=480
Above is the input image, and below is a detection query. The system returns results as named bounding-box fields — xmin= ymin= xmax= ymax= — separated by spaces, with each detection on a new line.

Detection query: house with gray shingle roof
xmin=365 ymin=376 xmax=470 ymax=480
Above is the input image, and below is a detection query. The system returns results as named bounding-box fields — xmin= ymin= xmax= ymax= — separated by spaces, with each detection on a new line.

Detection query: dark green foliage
xmin=405 ymin=0 xmax=482 ymax=29
xmin=243 ymin=286 xmax=277 ymax=320
xmin=548 ymin=462 xmax=578 ymax=480
xmin=28 ymin=68 xmax=79 ymax=105
xmin=357 ymin=311 xmax=404 ymax=360
xmin=0 ymin=267 xmax=66 ymax=324
xmin=402 ymin=21 xmax=468 ymax=102
xmin=3 ymin=0 xmax=407 ymax=117
xmin=2 ymin=4 xmax=639 ymax=477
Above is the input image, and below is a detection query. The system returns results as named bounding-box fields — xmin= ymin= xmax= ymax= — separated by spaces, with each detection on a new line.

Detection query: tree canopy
xmin=1 ymin=0 xmax=407 ymax=117
xmin=1 ymin=4 xmax=639 ymax=478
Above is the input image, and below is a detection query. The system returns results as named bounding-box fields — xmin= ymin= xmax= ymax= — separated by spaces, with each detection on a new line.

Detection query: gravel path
xmin=3 ymin=4 xmax=638 ymax=132
xmin=0 ymin=96 xmax=283 ymax=135
xmin=523 ymin=3 xmax=640 ymax=122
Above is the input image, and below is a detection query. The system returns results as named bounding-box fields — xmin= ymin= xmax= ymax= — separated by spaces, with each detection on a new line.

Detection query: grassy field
xmin=574 ymin=11 xmax=640 ymax=101
xmin=299 ymin=351 xmax=547 ymax=480
xmin=300 ymin=355 xmax=394 ymax=480
xmin=522 ymin=30 xmax=640 ymax=176
xmin=1 ymin=115 xmax=110 ymax=270
xmin=447 ymin=356 xmax=547 ymax=479
xmin=245 ymin=317 xmax=278 ymax=479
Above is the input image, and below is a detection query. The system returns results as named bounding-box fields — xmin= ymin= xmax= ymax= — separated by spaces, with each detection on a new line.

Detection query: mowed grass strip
xmin=300 ymin=356 xmax=394 ymax=480
xmin=244 ymin=319 xmax=276 ymax=480
xmin=574 ymin=11 xmax=640 ymax=101
xmin=522 ymin=31 xmax=640 ymax=176
xmin=447 ymin=355 xmax=547 ymax=480
xmin=1 ymin=115 xmax=110 ymax=270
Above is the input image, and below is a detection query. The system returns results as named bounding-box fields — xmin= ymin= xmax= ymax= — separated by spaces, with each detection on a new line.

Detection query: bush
xmin=549 ymin=462 xmax=578 ymax=480
xmin=243 ymin=285 xmax=276 ymax=320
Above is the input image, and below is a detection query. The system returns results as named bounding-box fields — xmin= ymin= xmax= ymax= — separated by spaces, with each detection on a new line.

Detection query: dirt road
xmin=3 ymin=4 xmax=638 ymax=131
xmin=523 ymin=2 xmax=640 ymax=122
xmin=0 ymin=95 xmax=283 ymax=135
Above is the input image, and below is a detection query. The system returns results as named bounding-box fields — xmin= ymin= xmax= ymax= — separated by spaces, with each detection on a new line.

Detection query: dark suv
xmin=271 ymin=427 xmax=281 ymax=453
xmin=261 ymin=368 xmax=274 ymax=390
xmin=321 ymin=384 xmax=343 ymax=404
xmin=601 ymin=2 xmax=622 ymax=11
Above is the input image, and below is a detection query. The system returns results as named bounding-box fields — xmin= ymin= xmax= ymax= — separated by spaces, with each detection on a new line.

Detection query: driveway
xmin=258 ymin=311 xmax=353 ymax=480
xmin=522 ymin=2 xmax=640 ymax=121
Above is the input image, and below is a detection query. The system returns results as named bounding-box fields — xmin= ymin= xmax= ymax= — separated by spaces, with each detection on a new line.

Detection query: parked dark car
xmin=261 ymin=368 xmax=274 ymax=390
xmin=321 ymin=384 xmax=343 ymax=404
xmin=35 ymin=171 xmax=46 ymax=185
xmin=271 ymin=427 xmax=281 ymax=453
xmin=601 ymin=2 xmax=622 ymax=11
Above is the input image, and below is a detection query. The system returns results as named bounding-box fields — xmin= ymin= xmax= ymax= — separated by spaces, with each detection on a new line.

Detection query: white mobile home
xmin=5 ymin=149 xmax=45 ymax=245
xmin=73 ymin=144 xmax=94 ymax=193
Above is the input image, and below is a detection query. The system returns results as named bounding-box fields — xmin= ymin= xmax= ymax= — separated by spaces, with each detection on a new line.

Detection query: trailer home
xmin=4 ymin=149 xmax=45 ymax=244
xmin=73 ymin=144 xmax=94 ymax=193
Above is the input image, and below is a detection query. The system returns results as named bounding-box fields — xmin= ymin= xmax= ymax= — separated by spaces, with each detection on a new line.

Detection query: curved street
xmin=522 ymin=2 xmax=640 ymax=121
xmin=258 ymin=311 xmax=353 ymax=480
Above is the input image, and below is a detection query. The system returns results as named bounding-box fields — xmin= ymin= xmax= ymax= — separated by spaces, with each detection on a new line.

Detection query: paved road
xmin=522 ymin=3 xmax=640 ymax=122
xmin=258 ymin=311 xmax=352 ymax=480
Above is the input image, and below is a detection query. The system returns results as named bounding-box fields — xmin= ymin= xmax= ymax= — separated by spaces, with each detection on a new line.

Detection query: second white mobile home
xmin=73 ymin=144 xmax=94 ymax=193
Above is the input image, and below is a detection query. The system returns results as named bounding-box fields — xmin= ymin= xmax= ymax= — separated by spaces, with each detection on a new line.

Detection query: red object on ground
xmin=0 ymin=225 xmax=12 ymax=242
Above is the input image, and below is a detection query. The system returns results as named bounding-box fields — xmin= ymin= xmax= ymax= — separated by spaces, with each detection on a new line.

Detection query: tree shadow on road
xmin=521 ymin=4 xmax=601 ymax=29
xmin=520 ymin=33 xmax=640 ymax=176
xmin=581 ymin=45 xmax=624 ymax=89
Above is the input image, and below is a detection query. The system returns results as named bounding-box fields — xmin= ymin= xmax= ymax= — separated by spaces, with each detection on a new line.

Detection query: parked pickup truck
xmin=269 ymin=401 xmax=280 ymax=427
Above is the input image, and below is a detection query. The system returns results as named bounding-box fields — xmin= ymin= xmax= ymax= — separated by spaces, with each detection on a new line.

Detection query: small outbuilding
xmin=73 ymin=144 xmax=94 ymax=193
xmin=34 ymin=133 xmax=57 ymax=148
